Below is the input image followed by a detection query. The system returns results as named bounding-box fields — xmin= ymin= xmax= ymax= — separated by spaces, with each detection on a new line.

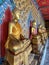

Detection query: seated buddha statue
xmin=5 ymin=12 xmax=31 ymax=55
xmin=5 ymin=12 xmax=24 ymax=50
xmin=5 ymin=16 xmax=31 ymax=54
xmin=38 ymin=24 xmax=48 ymax=45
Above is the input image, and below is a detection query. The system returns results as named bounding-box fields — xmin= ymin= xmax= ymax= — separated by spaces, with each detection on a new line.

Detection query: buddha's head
xmin=32 ymin=20 xmax=37 ymax=28
xmin=38 ymin=24 xmax=46 ymax=33
xmin=12 ymin=7 xmax=20 ymax=20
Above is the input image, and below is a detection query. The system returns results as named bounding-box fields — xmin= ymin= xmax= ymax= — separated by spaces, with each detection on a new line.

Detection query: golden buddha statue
xmin=5 ymin=1 xmax=33 ymax=65
xmin=5 ymin=16 xmax=32 ymax=65
xmin=8 ymin=9 xmax=21 ymax=39
xmin=38 ymin=24 xmax=48 ymax=44
xmin=5 ymin=11 xmax=23 ymax=49
xmin=5 ymin=7 xmax=30 ymax=51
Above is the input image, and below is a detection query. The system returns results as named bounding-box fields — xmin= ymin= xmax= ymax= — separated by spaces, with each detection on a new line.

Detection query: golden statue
xmin=38 ymin=24 xmax=48 ymax=44
xmin=5 ymin=8 xmax=24 ymax=49
xmin=9 ymin=20 xmax=22 ymax=40
xmin=5 ymin=1 xmax=33 ymax=65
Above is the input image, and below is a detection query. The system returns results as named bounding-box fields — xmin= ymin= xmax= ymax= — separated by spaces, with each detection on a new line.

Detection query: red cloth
xmin=37 ymin=0 xmax=49 ymax=7
xmin=37 ymin=0 xmax=49 ymax=20
xmin=0 ymin=7 xmax=12 ymax=57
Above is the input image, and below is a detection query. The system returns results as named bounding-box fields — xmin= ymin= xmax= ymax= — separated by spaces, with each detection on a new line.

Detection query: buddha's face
xmin=32 ymin=21 xmax=37 ymax=28
xmin=31 ymin=27 xmax=37 ymax=35
xmin=38 ymin=25 xmax=46 ymax=33
xmin=12 ymin=22 xmax=22 ymax=39
xmin=31 ymin=28 xmax=35 ymax=33
xmin=12 ymin=8 xmax=20 ymax=20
